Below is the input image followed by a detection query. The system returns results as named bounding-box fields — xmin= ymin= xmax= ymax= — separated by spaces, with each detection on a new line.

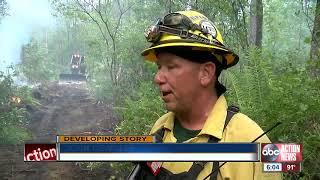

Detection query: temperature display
xmin=282 ymin=163 xmax=302 ymax=172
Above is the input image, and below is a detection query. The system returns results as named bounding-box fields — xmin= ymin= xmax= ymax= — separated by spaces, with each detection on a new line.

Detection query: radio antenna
xmin=203 ymin=122 xmax=282 ymax=180
xmin=186 ymin=0 xmax=192 ymax=10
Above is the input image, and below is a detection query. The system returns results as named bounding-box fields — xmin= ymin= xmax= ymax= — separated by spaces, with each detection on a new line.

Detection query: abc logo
xmin=262 ymin=144 xmax=280 ymax=162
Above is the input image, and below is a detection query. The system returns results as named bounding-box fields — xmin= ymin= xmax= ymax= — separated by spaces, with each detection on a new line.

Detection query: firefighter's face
xmin=154 ymin=52 xmax=202 ymax=112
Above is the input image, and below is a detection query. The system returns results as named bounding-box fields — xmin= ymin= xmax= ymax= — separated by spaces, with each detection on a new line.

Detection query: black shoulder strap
xmin=152 ymin=128 xmax=165 ymax=143
xmin=208 ymin=105 xmax=240 ymax=144
xmin=153 ymin=105 xmax=239 ymax=144
xmin=147 ymin=105 xmax=240 ymax=180
xmin=208 ymin=105 xmax=239 ymax=180
xmin=224 ymin=105 xmax=239 ymax=130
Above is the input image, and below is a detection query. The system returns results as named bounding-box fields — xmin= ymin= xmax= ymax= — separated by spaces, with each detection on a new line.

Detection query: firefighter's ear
xmin=199 ymin=62 xmax=215 ymax=87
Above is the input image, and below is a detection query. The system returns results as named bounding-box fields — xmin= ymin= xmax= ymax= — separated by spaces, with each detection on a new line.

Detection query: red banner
xmin=282 ymin=163 xmax=302 ymax=172
xmin=261 ymin=143 xmax=302 ymax=163
xmin=24 ymin=144 xmax=57 ymax=161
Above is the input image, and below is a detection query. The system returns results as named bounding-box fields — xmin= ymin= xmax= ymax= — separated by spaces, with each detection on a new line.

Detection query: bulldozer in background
xmin=59 ymin=54 xmax=87 ymax=83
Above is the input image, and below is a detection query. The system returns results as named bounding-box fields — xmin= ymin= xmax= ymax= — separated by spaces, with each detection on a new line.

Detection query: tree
xmin=0 ymin=0 xmax=8 ymax=22
xmin=249 ymin=0 xmax=263 ymax=47
xmin=19 ymin=38 xmax=56 ymax=84
xmin=72 ymin=0 xmax=134 ymax=86
xmin=310 ymin=0 xmax=320 ymax=61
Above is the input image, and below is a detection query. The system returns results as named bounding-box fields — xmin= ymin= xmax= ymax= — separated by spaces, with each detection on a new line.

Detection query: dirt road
xmin=0 ymin=82 xmax=120 ymax=180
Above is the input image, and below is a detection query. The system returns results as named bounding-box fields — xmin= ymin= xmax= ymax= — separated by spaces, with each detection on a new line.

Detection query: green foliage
xmin=14 ymin=85 xmax=40 ymax=106
xmin=224 ymin=47 xmax=270 ymax=119
xmin=19 ymin=38 xmax=58 ymax=84
xmin=0 ymin=108 xmax=32 ymax=144
xmin=225 ymin=47 xmax=320 ymax=179
xmin=109 ymin=162 xmax=133 ymax=179
xmin=88 ymin=76 xmax=114 ymax=103
xmin=263 ymin=0 xmax=311 ymax=56
xmin=115 ymin=81 xmax=166 ymax=136
xmin=0 ymin=70 xmax=13 ymax=103
xmin=0 ymin=71 xmax=33 ymax=144
xmin=104 ymin=81 xmax=165 ymax=177
xmin=0 ymin=0 xmax=9 ymax=22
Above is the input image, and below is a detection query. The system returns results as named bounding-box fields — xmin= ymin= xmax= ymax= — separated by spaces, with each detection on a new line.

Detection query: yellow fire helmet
xmin=141 ymin=10 xmax=239 ymax=69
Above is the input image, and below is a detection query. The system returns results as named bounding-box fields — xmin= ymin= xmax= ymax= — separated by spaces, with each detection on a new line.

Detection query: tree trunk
xmin=249 ymin=0 xmax=263 ymax=47
xmin=311 ymin=0 xmax=320 ymax=61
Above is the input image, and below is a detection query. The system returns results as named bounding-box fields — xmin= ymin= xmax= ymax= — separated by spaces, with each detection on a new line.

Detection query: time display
xmin=263 ymin=163 xmax=282 ymax=172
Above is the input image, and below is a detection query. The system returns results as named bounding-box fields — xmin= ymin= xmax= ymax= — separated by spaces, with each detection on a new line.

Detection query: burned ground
xmin=0 ymin=82 xmax=120 ymax=180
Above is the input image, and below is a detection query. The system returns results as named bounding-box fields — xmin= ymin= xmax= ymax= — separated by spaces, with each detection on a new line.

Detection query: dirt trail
xmin=0 ymin=82 xmax=120 ymax=180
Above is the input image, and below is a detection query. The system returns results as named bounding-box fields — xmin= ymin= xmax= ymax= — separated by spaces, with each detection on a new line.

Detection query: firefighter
xmin=136 ymin=10 xmax=282 ymax=180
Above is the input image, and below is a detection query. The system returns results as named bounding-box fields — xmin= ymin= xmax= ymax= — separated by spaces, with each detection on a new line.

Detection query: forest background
xmin=0 ymin=0 xmax=319 ymax=179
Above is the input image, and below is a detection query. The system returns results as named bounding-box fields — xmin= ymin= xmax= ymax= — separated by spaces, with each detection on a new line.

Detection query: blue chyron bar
xmin=57 ymin=143 xmax=259 ymax=162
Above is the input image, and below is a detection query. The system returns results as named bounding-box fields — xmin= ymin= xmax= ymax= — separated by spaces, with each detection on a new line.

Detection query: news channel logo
xmin=261 ymin=144 xmax=280 ymax=162
xmin=24 ymin=144 xmax=57 ymax=161
xmin=261 ymin=143 xmax=303 ymax=163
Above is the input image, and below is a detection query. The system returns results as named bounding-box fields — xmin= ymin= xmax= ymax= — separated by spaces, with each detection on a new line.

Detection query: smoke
xmin=0 ymin=0 xmax=55 ymax=72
